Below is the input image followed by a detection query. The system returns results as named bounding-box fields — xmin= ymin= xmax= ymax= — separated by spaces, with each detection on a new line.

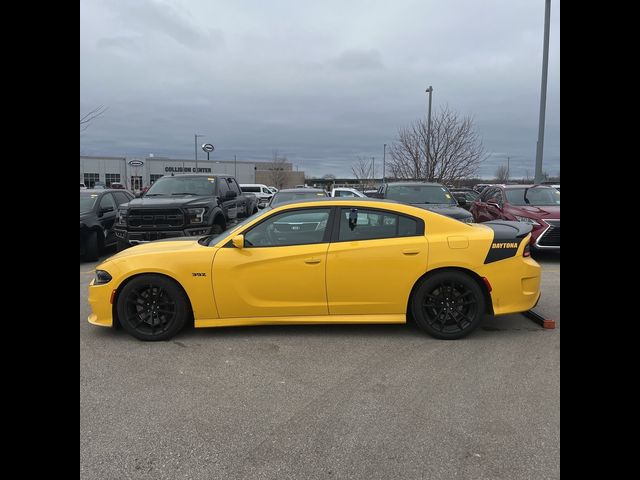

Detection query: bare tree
xmin=80 ymin=105 xmax=108 ymax=131
xmin=388 ymin=105 xmax=488 ymax=184
xmin=351 ymin=156 xmax=373 ymax=187
xmin=495 ymin=165 xmax=509 ymax=183
xmin=267 ymin=150 xmax=288 ymax=189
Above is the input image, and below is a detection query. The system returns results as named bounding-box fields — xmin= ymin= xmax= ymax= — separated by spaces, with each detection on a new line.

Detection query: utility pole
xmin=534 ymin=0 xmax=551 ymax=184
xmin=383 ymin=143 xmax=386 ymax=183
xmin=425 ymin=85 xmax=433 ymax=182
xmin=194 ymin=134 xmax=205 ymax=172
xmin=371 ymin=156 xmax=375 ymax=187
xmin=507 ymin=156 xmax=510 ymax=181
xmin=234 ymin=155 xmax=237 ymax=177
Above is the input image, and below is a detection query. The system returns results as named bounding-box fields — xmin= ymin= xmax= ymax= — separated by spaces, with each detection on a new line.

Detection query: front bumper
xmin=88 ymin=278 xmax=115 ymax=327
xmin=532 ymin=220 xmax=560 ymax=250
xmin=115 ymin=227 xmax=210 ymax=245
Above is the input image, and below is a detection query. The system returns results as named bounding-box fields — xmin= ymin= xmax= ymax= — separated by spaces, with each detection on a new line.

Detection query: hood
xmin=411 ymin=203 xmax=473 ymax=220
xmin=106 ymin=238 xmax=207 ymax=261
xmin=125 ymin=195 xmax=213 ymax=209
xmin=512 ymin=205 xmax=560 ymax=219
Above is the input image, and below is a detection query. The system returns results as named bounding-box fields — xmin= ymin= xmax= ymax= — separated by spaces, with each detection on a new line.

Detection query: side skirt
xmin=195 ymin=314 xmax=407 ymax=328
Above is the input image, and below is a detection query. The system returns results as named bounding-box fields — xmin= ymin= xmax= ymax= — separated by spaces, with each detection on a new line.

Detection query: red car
xmin=470 ymin=184 xmax=560 ymax=250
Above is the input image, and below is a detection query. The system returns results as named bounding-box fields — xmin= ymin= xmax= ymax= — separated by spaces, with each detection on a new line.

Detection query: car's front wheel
xmin=411 ymin=270 xmax=485 ymax=339
xmin=117 ymin=274 xmax=190 ymax=341
xmin=84 ymin=230 xmax=100 ymax=261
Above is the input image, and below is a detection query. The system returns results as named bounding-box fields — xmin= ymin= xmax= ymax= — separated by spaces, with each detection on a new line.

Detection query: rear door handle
xmin=304 ymin=257 xmax=322 ymax=264
xmin=402 ymin=249 xmax=420 ymax=255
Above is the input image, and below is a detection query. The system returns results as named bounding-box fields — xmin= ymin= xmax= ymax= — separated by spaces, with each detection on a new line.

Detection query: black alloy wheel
xmin=412 ymin=271 xmax=485 ymax=339
xmin=117 ymin=274 xmax=189 ymax=341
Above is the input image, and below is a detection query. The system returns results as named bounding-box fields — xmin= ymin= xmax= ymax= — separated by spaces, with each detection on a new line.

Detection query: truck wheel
xmin=85 ymin=231 xmax=99 ymax=261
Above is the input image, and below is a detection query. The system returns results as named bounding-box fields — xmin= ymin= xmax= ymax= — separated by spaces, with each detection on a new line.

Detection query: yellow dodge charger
xmin=88 ymin=198 xmax=541 ymax=341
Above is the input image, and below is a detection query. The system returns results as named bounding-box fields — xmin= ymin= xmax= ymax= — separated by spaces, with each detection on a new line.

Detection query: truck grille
xmin=538 ymin=219 xmax=560 ymax=247
xmin=128 ymin=209 xmax=184 ymax=228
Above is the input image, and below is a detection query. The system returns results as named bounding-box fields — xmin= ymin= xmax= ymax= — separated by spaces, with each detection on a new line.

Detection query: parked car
xmin=114 ymin=174 xmax=258 ymax=250
xmin=470 ymin=184 xmax=560 ymax=250
xmin=330 ymin=187 xmax=367 ymax=198
xmin=267 ymin=186 xmax=279 ymax=194
xmin=449 ymin=188 xmax=480 ymax=211
xmin=269 ymin=188 xmax=329 ymax=206
xmin=80 ymin=183 xmax=87 ymax=190
xmin=240 ymin=184 xmax=274 ymax=204
xmin=474 ymin=183 xmax=493 ymax=193
xmin=81 ymin=189 xmax=135 ymax=260
xmin=373 ymin=182 xmax=474 ymax=223
xmin=92 ymin=181 xmax=107 ymax=190
xmin=87 ymin=197 xmax=541 ymax=341
xmin=109 ymin=182 xmax=126 ymax=190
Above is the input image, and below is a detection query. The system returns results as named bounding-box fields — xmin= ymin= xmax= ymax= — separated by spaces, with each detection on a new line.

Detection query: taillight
xmin=523 ymin=241 xmax=531 ymax=257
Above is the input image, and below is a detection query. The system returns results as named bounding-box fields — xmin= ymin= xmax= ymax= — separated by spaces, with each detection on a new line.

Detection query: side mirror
xmin=99 ymin=206 xmax=114 ymax=216
xmin=454 ymin=196 xmax=467 ymax=207
xmin=231 ymin=235 xmax=244 ymax=249
xmin=258 ymin=203 xmax=266 ymax=209
xmin=224 ymin=190 xmax=237 ymax=200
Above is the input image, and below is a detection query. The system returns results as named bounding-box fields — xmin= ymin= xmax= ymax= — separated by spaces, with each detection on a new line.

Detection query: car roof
xmin=385 ymin=181 xmax=445 ymax=187
xmin=276 ymin=188 xmax=327 ymax=193
xmin=81 ymin=189 xmax=131 ymax=194
xmin=272 ymin=197 xmax=400 ymax=208
xmin=501 ymin=184 xmax=555 ymax=189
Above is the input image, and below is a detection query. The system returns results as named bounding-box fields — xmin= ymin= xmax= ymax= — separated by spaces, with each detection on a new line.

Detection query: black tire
xmin=116 ymin=239 xmax=130 ymax=252
xmin=117 ymin=274 xmax=189 ymax=341
xmin=210 ymin=223 xmax=224 ymax=235
xmin=252 ymin=206 xmax=258 ymax=214
xmin=84 ymin=230 xmax=100 ymax=261
xmin=411 ymin=270 xmax=485 ymax=340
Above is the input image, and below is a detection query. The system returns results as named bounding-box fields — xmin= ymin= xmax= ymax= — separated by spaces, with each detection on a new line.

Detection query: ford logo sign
xmin=129 ymin=160 xmax=144 ymax=167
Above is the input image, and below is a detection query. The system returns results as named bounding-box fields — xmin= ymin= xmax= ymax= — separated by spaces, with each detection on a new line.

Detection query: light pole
xmin=507 ymin=156 xmax=510 ymax=181
xmin=425 ymin=85 xmax=433 ymax=182
xmin=234 ymin=155 xmax=237 ymax=177
xmin=371 ymin=156 xmax=375 ymax=187
xmin=534 ymin=0 xmax=551 ymax=184
xmin=383 ymin=143 xmax=386 ymax=183
xmin=194 ymin=134 xmax=205 ymax=172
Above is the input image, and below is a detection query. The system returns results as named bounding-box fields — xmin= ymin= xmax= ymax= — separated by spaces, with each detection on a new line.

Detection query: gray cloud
xmin=81 ymin=0 xmax=560 ymax=179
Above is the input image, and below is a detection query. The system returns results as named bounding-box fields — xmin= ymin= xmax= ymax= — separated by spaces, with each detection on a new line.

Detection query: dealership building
xmin=80 ymin=155 xmax=306 ymax=190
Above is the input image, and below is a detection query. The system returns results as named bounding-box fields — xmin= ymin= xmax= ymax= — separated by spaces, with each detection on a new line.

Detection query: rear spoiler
xmin=482 ymin=220 xmax=533 ymax=238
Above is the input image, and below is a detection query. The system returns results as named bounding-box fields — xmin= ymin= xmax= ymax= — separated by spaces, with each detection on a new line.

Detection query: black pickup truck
xmin=114 ymin=174 xmax=258 ymax=249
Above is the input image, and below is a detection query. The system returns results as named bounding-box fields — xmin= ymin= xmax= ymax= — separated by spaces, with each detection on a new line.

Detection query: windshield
xmin=386 ymin=185 xmax=457 ymax=205
xmin=80 ymin=193 xmax=99 ymax=213
xmin=201 ymin=207 xmax=273 ymax=246
xmin=271 ymin=191 xmax=327 ymax=205
xmin=145 ymin=176 xmax=216 ymax=196
xmin=506 ymin=187 xmax=560 ymax=206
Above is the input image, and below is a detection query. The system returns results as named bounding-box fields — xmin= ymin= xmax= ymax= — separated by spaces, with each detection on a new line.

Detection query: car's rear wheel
xmin=411 ymin=270 xmax=485 ymax=339
xmin=84 ymin=230 xmax=100 ymax=261
xmin=117 ymin=274 xmax=189 ymax=341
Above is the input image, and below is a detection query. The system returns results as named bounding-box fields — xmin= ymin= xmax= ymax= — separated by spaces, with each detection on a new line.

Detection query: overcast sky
xmin=80 ymin=0 xmax=559 ymax=179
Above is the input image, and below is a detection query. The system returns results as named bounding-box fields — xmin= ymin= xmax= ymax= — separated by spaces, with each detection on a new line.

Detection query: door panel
xmin=212 ymin=244 xmax=330 ymax=318
xmin=326 ymin=236 xmax=428 ymax=315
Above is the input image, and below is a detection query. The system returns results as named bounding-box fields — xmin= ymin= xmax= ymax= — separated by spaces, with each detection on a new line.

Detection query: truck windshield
xmin=386 ymin=185 xmax=457 ymax=205
xmin=145 ymin=176 xmax=216 ymax=196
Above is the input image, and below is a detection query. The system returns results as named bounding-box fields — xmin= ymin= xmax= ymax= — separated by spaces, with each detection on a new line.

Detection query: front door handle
xmin=402 ymin=249 xmax=420 ymax=255
xmin=304 ymin=257 xmax=322 ymax=264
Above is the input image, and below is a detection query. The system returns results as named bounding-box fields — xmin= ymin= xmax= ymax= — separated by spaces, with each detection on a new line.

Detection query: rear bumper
xmin=479 ymin=255 xmax=542 ymax=316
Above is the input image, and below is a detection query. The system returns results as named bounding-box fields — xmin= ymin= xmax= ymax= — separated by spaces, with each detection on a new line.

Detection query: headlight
xmin=459 ymin=216 xmax=474 ymax=223
xmin=116 ymin=209 xmax=127 ymax=225
xmin=94 ymin=270 xmax=112 ymax=285
xmin=187 ymin=207 xmax=206 ymax=224
xmin=514 ymin=215 xmax=540 ymax=226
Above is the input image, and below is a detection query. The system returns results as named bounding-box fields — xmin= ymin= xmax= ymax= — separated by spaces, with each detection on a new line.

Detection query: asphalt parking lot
xmin=80 ymin=249 xmax=559 ymax=480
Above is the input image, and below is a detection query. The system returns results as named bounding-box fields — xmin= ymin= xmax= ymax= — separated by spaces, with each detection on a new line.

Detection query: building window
xmin=150 ymin=174 xmax=163 ymax=185
xmin=130 ymin=176 xmax=143 ymax=191
xmin=84 ymin=173 xmax=100 ymax=188
xmin=105 ymin=173 xmax=120 ymax=187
